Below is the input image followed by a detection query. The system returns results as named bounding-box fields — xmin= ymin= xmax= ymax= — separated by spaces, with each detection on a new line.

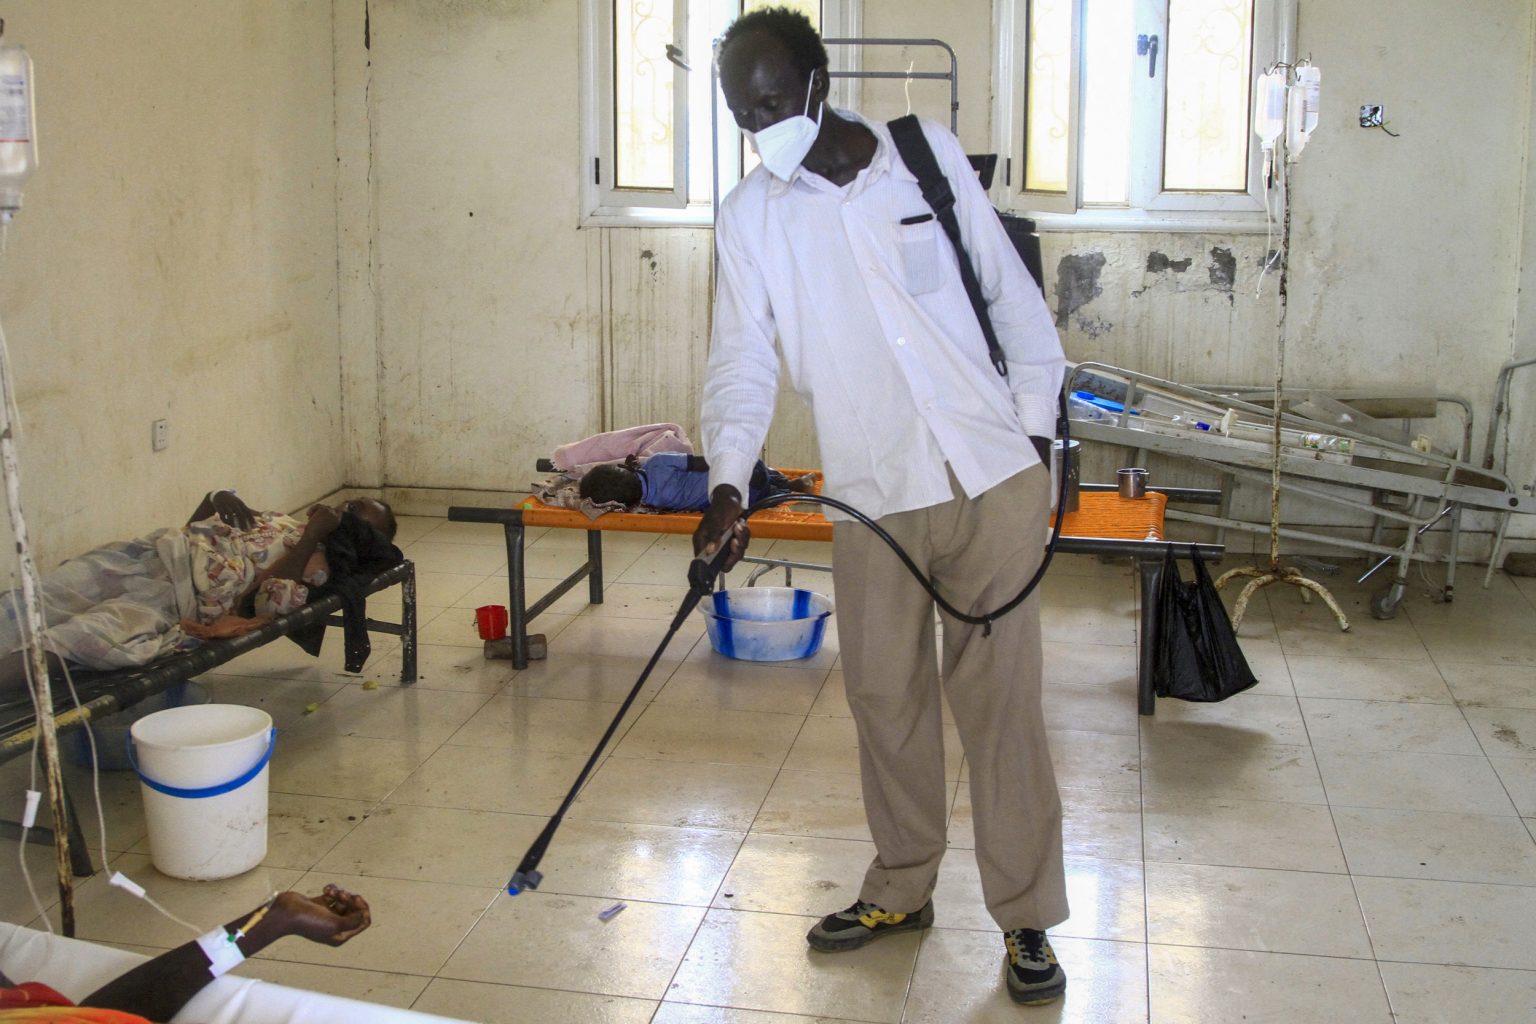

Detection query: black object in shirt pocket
xmin=899 ymin=216 xmax=945 ymax=295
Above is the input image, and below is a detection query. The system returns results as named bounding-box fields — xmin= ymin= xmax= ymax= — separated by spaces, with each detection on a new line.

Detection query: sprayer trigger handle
xmin=687 ymin=531 xmax=736 ymax=592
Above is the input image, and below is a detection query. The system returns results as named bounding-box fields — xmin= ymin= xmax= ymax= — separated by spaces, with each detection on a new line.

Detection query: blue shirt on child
xmin=638 ymin=452 xmax=784 ymax=510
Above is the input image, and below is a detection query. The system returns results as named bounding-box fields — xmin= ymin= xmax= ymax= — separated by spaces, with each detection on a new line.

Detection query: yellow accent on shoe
xmin=857 ymin=909 xmax=907 ymax=928
xmin=1005 ymin=932 xmax=1059 ymax=966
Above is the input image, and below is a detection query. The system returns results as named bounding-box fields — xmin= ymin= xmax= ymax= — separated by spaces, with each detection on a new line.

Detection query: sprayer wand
xmin=505 ymin=536 xmax=736 ymax=895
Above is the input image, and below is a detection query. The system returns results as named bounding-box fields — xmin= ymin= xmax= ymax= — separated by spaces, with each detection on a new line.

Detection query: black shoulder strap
xmin=887 ymin=114 xmax=1008 ymax=378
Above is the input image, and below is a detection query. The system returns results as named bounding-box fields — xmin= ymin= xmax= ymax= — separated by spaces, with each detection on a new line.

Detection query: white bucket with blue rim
xmin=700 ymin=587 xmax=833 ymax=661
xmin=129 ymin=704 xmax=275 ymax=880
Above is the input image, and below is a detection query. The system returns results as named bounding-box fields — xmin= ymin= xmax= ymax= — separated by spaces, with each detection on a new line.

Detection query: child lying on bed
xmin=579 ymin=453 xmax=816 ymax=511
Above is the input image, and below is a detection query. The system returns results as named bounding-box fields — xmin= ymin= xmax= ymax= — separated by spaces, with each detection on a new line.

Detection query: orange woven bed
xmin=516 ymin=488 xmax=1167 ymax=542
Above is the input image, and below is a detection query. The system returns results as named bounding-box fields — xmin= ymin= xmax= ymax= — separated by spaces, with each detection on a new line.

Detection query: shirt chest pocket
xmin=899 ymin=218 xmax=946 ymax=295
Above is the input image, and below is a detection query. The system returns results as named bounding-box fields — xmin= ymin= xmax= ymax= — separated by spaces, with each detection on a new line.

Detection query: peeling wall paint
xmin=1207 ymin=247 xmax=1237 ymax=300
xmin=1053 ymin=251 xmax=1108 ymax=332
xmin=1146 ymin=252 xmax=1192 ymax=273
xmin=1044 ymin=234 xmax=1277 ymax=387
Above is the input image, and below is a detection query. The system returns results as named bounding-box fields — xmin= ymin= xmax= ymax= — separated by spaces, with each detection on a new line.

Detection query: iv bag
xmin=0 ymin=29 xmax=35 ymax=212
xmin=1287 ymin=66 xmax=1321 ymax=161
xmin=1253 ymin=71 xmax=1286 ymax=148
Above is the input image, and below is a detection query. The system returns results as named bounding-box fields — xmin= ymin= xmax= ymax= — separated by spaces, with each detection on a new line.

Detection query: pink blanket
xmin=551 ymin=423 xmax=694 ymax=471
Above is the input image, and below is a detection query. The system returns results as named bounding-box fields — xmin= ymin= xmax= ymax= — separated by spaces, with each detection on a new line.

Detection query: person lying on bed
xmin=0 ymin=884 xmax=370 ymax=1023
xmin=578 ymin=452 xmax=816 ymax=511
xmin=0 ymin=490 xmax=399 ymax=694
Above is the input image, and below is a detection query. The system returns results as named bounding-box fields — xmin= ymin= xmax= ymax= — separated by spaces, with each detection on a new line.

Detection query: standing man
xmin=693 ymin=6 xmax=1070 ymax=1008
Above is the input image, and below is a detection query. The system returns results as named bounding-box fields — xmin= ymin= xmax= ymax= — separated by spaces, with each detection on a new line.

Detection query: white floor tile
xmin=667 ymin=908 xmax=915 ymax=1022
xmin=1143 ymin=791 xmax=1346 ymax=872
xmin=1355 ymin=874 xmax=1536 ymax=969
xmin=1464 ymin=705 xmax=1536 ymax=758
xmin=1288 ymin=655 xmax=1455 ymax=703
xmin=1299 ymin=698 xmax=1482 ymax=755
xmin=1145 ymin=862 xmax=1373 ymax=958
xmin=1378 ymin=961 xmax=1536 ymax=1024
xmin=414 ymin=978 xmax=657 ymax=1023
xmin=1332 ymin=806 xmax=1536 ymax=885
xmin=439 ymin=892 xmax=704 ymax=1000
xmin=1316 ymin=748 xmax=1518 ymax=815
xmin=1148 ymin=944 xmax=1393 ymax=1024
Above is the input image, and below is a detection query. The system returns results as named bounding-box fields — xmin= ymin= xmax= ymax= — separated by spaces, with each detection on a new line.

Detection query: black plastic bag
xmin=1152 ymin=547 xmax=1259 ymax=702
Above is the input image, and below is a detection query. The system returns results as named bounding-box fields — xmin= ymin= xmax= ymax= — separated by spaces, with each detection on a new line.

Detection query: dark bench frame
xmin=0 ymin=559 xmax=418 ymax=878
xmin=451 ymin=485 xmax=1224 ymax=718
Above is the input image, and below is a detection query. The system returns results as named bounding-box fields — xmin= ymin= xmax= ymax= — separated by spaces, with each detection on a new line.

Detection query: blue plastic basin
xmin=700 ymin=587 xmax=833 ymax=661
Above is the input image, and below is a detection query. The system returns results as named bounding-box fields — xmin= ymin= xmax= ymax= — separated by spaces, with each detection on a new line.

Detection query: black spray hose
xmin=506 ymin=401 xmax=1071 ymax=894
xmin=753 ymin=395 xmax=1072 ymax=635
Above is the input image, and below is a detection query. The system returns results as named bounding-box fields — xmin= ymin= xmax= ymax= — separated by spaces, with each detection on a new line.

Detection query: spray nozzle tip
xmin=506 ymin=869 xmax=542 ymax=895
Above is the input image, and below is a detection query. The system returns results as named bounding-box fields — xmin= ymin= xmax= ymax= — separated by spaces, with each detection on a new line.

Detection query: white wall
xmin=0 ymin=1 xmax=345 ymax=574
xmin=343 ymin=0 xmax=604 ymax=508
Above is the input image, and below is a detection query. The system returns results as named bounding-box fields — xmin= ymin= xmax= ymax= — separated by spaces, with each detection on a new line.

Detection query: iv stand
xmin=1214 ymin=62 xmax=1349 ymax=633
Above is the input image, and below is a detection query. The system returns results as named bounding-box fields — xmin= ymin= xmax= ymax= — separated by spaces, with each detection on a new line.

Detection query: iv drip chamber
xmin=1253 ymin=70 xmax=1286 ymax=148
xmin=1287 ymin=66 xmax=1321 ymax=160
xmin=0 ymin=21 xmax=37 ymax=213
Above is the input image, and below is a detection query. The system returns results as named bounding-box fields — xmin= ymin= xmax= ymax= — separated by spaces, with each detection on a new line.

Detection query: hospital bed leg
xmin=400 ymin=563 xmax=418 ymax=683
xmin=1137 ymin=558 xmax=1159 ymax=716
xmin=504 ymin=519 xmax=529 ymax=669
xmin=587 ymin=530 xmax=605 ymax=603
xmin=1445 ymin=505 xmax=1461 ymax=602
xmin=1484 ymin=510 xmax=1512 ymax=589
xmin=1371 ymin=497 xmax=1423 ymax=620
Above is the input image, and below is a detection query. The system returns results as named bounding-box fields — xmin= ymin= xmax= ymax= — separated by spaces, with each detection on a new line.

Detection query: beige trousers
xmin=832 ymin=463 xmax=1069 ymax=931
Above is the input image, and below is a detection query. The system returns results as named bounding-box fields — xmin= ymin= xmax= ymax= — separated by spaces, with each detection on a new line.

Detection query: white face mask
xmin=745 ymin=74 xmax=822 ymax=181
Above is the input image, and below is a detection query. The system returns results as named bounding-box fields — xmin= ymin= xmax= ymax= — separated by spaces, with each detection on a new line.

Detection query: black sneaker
xmin=806 ymin=899 xmax=934 ymax=951
xmin=1004 ymin=928 xmax=1067 ymax=1005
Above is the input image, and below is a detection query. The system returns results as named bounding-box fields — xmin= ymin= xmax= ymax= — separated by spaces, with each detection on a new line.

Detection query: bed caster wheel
xmin=483 ymin=634 xmax=547 ymax=661
xmin=1369 ymin=588 xmax=1402 ymax=621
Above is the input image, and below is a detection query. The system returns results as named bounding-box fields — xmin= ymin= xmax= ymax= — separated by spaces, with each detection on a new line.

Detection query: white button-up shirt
xmin=701 ymin=112 xmax=1066 ymax=521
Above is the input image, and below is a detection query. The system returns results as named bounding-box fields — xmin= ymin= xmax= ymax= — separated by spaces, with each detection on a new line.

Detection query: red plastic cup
xmin=475 ymin=605 xmax=509 ymax=641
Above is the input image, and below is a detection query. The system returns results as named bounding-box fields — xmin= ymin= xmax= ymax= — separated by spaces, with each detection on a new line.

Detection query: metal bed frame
xmin=1066 ymin=362 xmax=1534 ymax=618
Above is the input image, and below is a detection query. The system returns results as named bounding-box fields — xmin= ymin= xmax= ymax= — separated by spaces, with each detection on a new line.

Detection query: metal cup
xmin=1117 ymin=467 xmax=1148 ymax=499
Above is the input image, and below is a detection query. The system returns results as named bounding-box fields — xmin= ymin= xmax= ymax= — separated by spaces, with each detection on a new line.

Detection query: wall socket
xmin=151 ymin=418 xmax=169 ymax=452
xmin=1359 ymin=104 xmax=1385 ymax=127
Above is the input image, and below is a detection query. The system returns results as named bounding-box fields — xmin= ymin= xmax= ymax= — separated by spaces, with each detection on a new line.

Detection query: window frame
xmin=992 ymin=0 xmax=1291 ymax=233
xmin=581 ymin=0 xmax=861 ymax=228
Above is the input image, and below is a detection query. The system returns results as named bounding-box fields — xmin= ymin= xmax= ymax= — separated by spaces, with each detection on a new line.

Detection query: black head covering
xmin=289 ymin=511 xmax=404 ymax=671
